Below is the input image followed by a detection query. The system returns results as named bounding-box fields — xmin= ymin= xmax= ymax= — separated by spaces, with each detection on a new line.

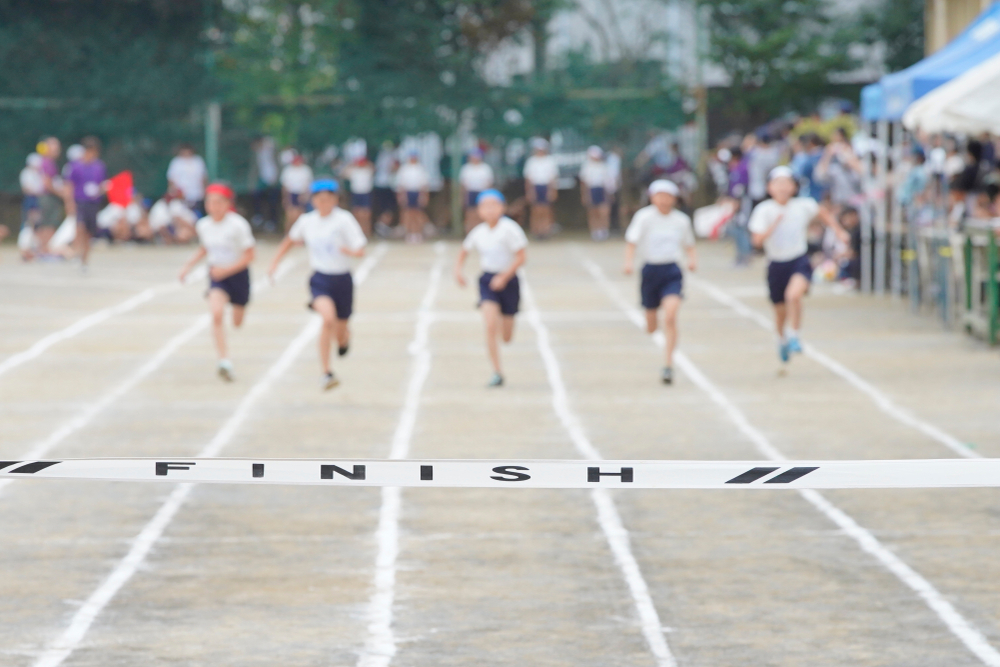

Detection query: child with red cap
xmin=178 ymin=183 xmax=256 ymax=381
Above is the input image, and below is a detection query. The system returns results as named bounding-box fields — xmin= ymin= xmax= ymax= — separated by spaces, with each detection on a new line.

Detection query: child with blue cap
xmin=454 ymin=189 xmax=528 ymax=387
xmin=268 ymin=178 xmax=367 ymax=390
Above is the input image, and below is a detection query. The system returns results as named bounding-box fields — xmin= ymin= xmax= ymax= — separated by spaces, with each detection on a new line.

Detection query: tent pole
xmin=890 ymin=121 xmax=904 ymax=298
xmin=875 ymin=119 xmax=889 ymax=295
xmin=860 ymin=120 xmax=874 ymax=294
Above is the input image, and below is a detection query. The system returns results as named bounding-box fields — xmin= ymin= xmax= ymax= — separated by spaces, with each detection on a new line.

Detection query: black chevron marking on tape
xmin=725 ymin=467 xmax=780 ymax=484
xmin=0 ymin=461 xmax=22 ymax=472
xmin=9 ymin=461 xmax=61 ymax=474
xmin=764 ymin=467 xmax=819 ymax=484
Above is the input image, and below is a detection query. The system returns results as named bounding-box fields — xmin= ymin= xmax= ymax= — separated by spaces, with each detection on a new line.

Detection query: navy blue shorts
xmin=466 ymin=191 xmax=481 ymax=208
xmin=767 ymin=254 xmax=812 ymax=304
xmin=210 ymin=268 xmax=251 ymax=306
xmin=640 ymin=263 xmax=683 ymax=310
xmin=76 ymin=200 xmax=101 ymax=237
xmin=405 ymin=191 xmax=421 ymax=209
xmin=309 ymin=271 xmax=354 ymax=320
xmin=533 ymin=184 xmax=550 ymax=205
xmin=479 ymin=273 xmax=520 ymax=316
xmin=589 ymin=187 xmax=606 ymax=206
xmin=352 ymin=192 xmax=371 ymax=209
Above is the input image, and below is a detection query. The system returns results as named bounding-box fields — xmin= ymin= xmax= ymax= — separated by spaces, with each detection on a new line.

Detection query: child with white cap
xmin=178 ymin=183 xmax=256 ymax=382
xmin=523 ymin=137 xmax=559 ymax=239
xmin=623 ymin=179 xmax=697 ymax=385
xmin=748 ymin=165 xmax=849 ymax=363
xmin=579 ymin=145 xmax=610 ymax=241
xmin=268 ymin=179 xmax=367 ymax=390
xmin=459 ymin=148 xmax=495 ymax=232
xmin=455 ymin=189 xmax=528 ymax=387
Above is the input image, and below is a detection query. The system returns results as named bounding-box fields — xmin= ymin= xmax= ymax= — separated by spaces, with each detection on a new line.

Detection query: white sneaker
xmin=218 ymin=359 xmax=234 ymax=382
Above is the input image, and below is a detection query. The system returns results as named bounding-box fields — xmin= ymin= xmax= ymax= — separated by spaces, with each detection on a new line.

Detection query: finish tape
xmin=3 ymin=458 xmax=1000 ymax=489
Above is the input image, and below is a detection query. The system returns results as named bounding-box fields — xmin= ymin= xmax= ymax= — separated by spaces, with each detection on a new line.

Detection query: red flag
xmin=106 ymin=171 xmax=134 ymax=207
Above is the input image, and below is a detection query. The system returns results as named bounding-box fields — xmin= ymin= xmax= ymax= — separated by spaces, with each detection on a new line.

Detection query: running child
xmin=454 ymin=189 xmax=527 ymax=387
xmin=267 ymin=179 xmax=367 ymax=391
xmin=623 ymin=179 xmax=697 ymax=385
xmin=178 ymin=183 xmax=256 ymax=382
xmin=748 ymin=166 xmax=849 ymax=363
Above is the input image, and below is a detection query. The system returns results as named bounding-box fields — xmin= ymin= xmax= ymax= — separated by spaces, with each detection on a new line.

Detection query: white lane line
xmin=580 ymin=255 xmax=1000 ymax=667
xmin=31 ymin=247 xmax=387 ymax=667
xmin=0 ymin=266 xmax=208 ymax=380
xmin=357 ymin=242 xmax=444 ymax=667
xmin=521 ymin=277 xmax=677 ymax=667
xmin=0 ymin=260 xmax=299 ymax=501
xmin=689 ymin=275 xmax=980 ymax=459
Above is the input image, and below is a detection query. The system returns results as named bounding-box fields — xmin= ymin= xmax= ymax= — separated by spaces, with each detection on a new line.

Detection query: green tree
xmin=857 ymin=0 xmax=924 ymax=72
xmin=700 ymin=0 xmax=857 ymax=118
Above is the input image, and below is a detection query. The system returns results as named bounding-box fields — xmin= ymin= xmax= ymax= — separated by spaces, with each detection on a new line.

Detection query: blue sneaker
xmin=787 ymin=337 xmax=802 ymax=354
xmin=779 ymin=341 xmax=790 ymax=363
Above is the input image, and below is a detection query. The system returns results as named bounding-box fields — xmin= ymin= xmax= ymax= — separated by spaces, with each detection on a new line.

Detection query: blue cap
xmin=310 ymin=179 xmax=339 ymax=194
xmin=476 ymin=189 xmax=505 ymax=205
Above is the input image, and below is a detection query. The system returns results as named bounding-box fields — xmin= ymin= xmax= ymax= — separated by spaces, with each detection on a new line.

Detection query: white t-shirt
xmin=579 ymin=159 xmax=609 ymax=188
xmin=748 ymin=197 xmax=820 ymax=262
xmin=347 ymin=164 xmax=375 ymax=194
xmin=97 ymin=203 xmax=124 ymax=230
xmin=288 ymin=208 xmax=367 ymax=275
xmin=624 ymin=206 xmax=695 ymax=264
xmin=280 ymin=164 xmax=314 ymax=194
xmin=395 ymin=162 xmax=429 ymax=192
xmin=462 ymin=217 xmax=528 ymax=274
xmin=459 ymin=162 xmax=494 ymax=191
xmin=196 ymin=212 xmax=256 ymax=267
xmin=149 ymin=199 xmax=195 ymax=231
xmin=523 ymin=155 xmax=558 ymax=185
xmin=20 ymin=166 xmax=45 ymax=196
xmin=166 ymin=155 xmax=207 ymax=202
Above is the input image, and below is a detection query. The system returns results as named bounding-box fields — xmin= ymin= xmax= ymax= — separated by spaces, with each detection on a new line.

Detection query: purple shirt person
xmin=727 ymin=158 xmax=749 ymax=199
xmin=68 ymin=136 xmax=108 ymax=269
xmin=68 ymin=159 xmax=106 ymax=203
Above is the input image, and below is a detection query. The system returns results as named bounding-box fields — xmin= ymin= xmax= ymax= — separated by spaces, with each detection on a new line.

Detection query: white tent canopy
xmin=903 ymin=50 xmax=1000 ymax=134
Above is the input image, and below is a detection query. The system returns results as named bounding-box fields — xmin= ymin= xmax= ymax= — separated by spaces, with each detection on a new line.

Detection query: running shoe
xmin=779 ymin=340 xmax=791 ymax=364
xmin=787 ymin=337 xmax=803 ymax=354
xmin=487 ymin=372 xmax=504 ymax=387
xmin=338 ymin=344 xmax=350 ymax=357
xmin=322 ymin=372 xmax=340 ymax=391
xmin=218 ymin=360 xmax=234 ymax=382
xmin=661 ymin=367 xmax=673 ymax=385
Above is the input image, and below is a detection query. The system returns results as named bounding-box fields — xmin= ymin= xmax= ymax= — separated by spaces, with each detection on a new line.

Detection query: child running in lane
xmin=748 ymin=166 xmax=850 ymax=364
xmin=623 ymin=179 xmax=697 ymax=385
xmin=178 ymin=183 xmax=256 ymax=382
xmin=267 ymin=179 xmax=367 ymax=391
xmin=454 ymin=189 xmax=527 ymax=387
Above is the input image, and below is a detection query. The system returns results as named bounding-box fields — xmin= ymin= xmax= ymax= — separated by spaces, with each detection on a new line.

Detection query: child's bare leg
xmin=482 ymin=300 xmax=502 ymax=373
xmin=645 ymin=309 xmax=658 ymax=334
xmin=501 ymin=315 xmax=515 ymax=343
xmin=312 ymin=296 xmax=337 ymax=374
xmin=208 ymin=289 xmax=230 ymax=360
xmin=661 ymin=295 xmax=682 ymax=367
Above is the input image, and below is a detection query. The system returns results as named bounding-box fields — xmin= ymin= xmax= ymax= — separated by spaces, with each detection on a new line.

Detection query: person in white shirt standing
xmin=579 ymin=145 xmax=611 ymax=241
xmin=178 ymin=183 xmax=256 ymax=382
xmin=166 ymin=144 xmax=208 ymax=214
xmin=623 ymin=180 xmax=697 ymax=385
xmin=455 ymin=189 xmax=528 ymax=387
xmin=459 ymin=148 xmax=495 ymax=232
xmin=523 ymin=137 xmax=559 ymax=239
xmin=748 ymin=166 xmax=849 ymax=364
xmin=268 ymin=180 xmax=367 ymax=390
xmin=395 ymin=151 xmax=430 ymax=243
xmin=344 ymin=155 xmax=375 ymax=237
xmin=280 ymin=151 xmax=314 ymax=232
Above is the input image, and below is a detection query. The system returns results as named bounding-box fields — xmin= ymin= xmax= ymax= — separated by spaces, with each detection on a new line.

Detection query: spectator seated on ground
xmin=97 ymin=195 xmax=149 ymax=242
xmin=148 ymin=188 xmax=197 ymax=243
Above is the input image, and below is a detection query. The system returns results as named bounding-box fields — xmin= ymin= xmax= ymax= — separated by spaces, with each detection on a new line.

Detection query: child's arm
xmin=178 ymin=246 xmax=207 ymax=282
xmin=623 ymin=242 xmax=637 ymax=275
xmin=212 ymin=247 xmax=255 ymax=281
xmin=489 ymin=248 xmax=526 ymax=291
xmin=454 ymin=247 xmax=469 ymax=287
xmin=685 ymin=244 xmax=698 ymax=272
xmin=268 ymin=236 xmax=298 ymax=278
xmin=751 ymin=213 xmax=783 ymax=248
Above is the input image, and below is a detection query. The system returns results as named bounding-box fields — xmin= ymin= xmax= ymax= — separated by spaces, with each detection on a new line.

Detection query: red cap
xmin=205 ymin=183 xmax=234 ymax=200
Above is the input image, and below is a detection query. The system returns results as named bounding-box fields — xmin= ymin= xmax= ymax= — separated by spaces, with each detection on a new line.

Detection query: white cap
xmin=26 ymin=152 xmax=43 ymax=168
xmin=768 ymin=165 xmax=795 ymax=182
xmin=67 ymin=144 xmax=84 ymax=162
xmin=717 ymin=148 xmax=732 ymax=163
xmin=587 ymin=145 xmax=603 ymax=158
xmin=530 ymin=137 xmax=550 ymax=151
xmin=648 ymin=179 xmax=679 ymax=197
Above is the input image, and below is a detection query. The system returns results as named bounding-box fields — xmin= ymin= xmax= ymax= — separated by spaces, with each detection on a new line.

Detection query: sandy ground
xmin=1 ymin=236 xmax=999 ymax=667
